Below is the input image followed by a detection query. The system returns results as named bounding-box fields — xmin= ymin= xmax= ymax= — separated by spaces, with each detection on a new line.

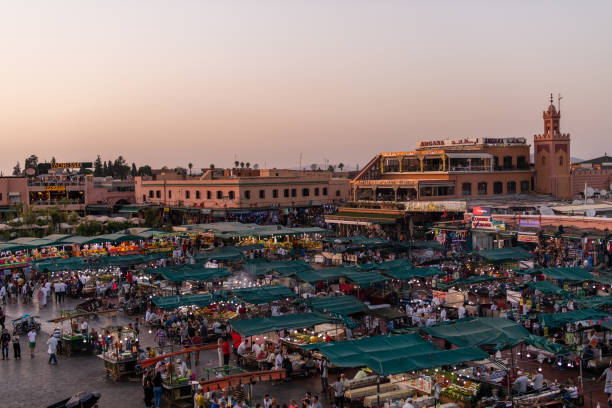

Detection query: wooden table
xmin=97 ymin=354 xmax=138 ymax=381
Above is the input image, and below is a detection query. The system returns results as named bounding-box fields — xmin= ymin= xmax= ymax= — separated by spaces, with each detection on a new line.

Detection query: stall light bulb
xmin=557 ymin=361 xmax=562 ymax=366
xmin=538 ymin=367 xmax=542 ymax=372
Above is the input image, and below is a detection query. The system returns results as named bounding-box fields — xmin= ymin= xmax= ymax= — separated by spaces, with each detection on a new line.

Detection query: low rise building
xmin=134 ymin=169 xmax=350 ymax=220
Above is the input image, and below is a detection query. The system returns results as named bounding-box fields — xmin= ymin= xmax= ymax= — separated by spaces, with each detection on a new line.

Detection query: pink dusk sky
xmin=1 ymin=1 xmax=611 ymax=173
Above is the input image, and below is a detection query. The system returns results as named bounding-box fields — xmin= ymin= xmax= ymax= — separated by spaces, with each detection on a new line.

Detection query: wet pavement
xmin=0 ymin=297 xmax=330 ymax=408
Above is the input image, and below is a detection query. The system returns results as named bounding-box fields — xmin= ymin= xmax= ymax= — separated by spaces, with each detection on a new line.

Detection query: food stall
xmin=97 ymin=326 xmax=139 ymax=381
xmin=49 ymin=310 xmax=117 ymax=357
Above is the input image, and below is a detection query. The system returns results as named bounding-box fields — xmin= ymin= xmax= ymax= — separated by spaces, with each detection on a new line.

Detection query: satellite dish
xmin=25 ymin=168 xmax=35 ymax=176
xmin=539 ymin=206 xmax=555 ymax=216
xmin=585 ymin=209 xmax=596 ymax=217
xmin=586 ymin=187 xmax=595 ymax=198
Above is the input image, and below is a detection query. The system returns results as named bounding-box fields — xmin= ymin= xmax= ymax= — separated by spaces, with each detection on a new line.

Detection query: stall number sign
xmin=45 ymin=185 xmax=66 ymax=191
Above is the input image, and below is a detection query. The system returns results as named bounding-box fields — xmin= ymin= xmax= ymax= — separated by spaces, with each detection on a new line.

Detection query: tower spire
xmin=550 ymin=93 xmax=553 ymax=105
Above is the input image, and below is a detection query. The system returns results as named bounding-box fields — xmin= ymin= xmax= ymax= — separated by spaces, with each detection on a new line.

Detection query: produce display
xmin=440 ymin=381 xmax=480 ymax=403
xmin=284 ymin=332 xmax=324 ymax=345
xmin=109 ymin=244 xmax=140 ymax=255
xmin=79 ymin=247 xmax=108 ymax=257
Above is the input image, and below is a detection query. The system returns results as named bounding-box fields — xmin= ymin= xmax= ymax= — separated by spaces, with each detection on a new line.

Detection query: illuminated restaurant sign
xmin=45 ymin=185 xmax=66 ymax=191
xmin=416 ymin=137 xmax=525 ymax=149
xmin=50 ymin=162 xmax=92 ymax=169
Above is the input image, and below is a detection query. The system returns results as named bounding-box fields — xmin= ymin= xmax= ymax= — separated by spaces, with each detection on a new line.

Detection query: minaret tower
xmin=533 ymin=93 xmax=571 ymax=198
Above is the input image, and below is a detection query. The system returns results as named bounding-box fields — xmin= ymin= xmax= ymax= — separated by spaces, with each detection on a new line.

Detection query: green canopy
xmin=383 ymin=266 xmax=444 ymax=280
xmin=232 ymin=285 xmax=295 ymax=304
xmin=524 ymin=267 xmax=594 ymax=282
xmin=306 ymin=295 xmax=367 ymax=315
xmin=437 ymin=275 xmax=503 ymax=289
xmin=161 ymin=268 xmax=231 ymax=282
xmin=574 ymin=296 xmax=612 ymax=309
xmin=59 ymin=236 xmax=109 ymax=245
xmin=0 ymin=243 xmax=35 ymax=252
xmin=524 ymin=335 xmax=570 ymax=355
xmin=301 ymin=334 xmax=488 ymax=375
xmin=152 ymin=293 xmax=218 ymax=309
xmin=96 ymin=233 xmax=142 ymax=243
xmin=359 ymin=258 xmax=414 ymax=271
xmin=475 ymin=247 xmax=532 ymax=262
xmin=394 ymin=241 xmax=447 ymax=251
xmin=422 ymin=317 xmax=530 ymax=350
xmin=230 ymin=313 xmax=332 ymax=337
xmin=245 ymin=260 xmax=312 ymax=277
xmin=135 ymin=229 xmax=166 ymax=239
xmin=292 ymin=266 xmax=387 ymax=287
xmin=539 ymin=308 xmax=610 ymax=328
xmin=527 ymin=281 xmax=568 ymax=295
xmin=196 ymin=246 xmax=244 ymax=262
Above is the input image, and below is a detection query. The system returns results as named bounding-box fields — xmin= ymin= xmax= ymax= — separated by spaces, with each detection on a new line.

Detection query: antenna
xmin=558 ymin=93 xmax=563 ymax=112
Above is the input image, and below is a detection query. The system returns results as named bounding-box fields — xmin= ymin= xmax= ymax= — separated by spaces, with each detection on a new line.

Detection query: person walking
xmin=1 ymin=329 xmax=10 ymax=360
xmin=143 ymin=377 xmax=154 ymax=408
xmin=12 ymin=331 xmax=20 ymax=359
xmin=153 ymin=371 xmax=163 ymax=408
xmin=47 ymin=334 xmax=58 ymax=364
xmin=27 ymin=327 xmax=37 ymax=358
xmin=217 ymin=338 xmax=224 ymax=367
xmin=319 ymin=359 xmax=330 ymax=393
xmin=222 ymin=337 xmax=231 ymax=365
xmin=332 ymin=375 xmax=346 ymax=408
xmin=154 ymin=328 xmax=167 ymax=352
xmin=0 ymin=306 xmax=5 ymax=330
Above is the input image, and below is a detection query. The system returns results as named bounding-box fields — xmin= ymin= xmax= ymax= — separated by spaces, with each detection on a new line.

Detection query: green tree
xmin=338 ymin=163 xmax=344 ymax=172
xmin=24 ymin=155 xmax=38 ymax=174
xmin=327 ymin=165 xmax=335 ymax=172
xmin=188 ymin=163 xmax=193 ymax=175
xmin=253 ymin=164 xmax=259 ymax=169
xmin=234 ymin=161 xmax=239 ymax=169
xmin=112 ymin=156 xmax=130 ymax=179
xmin=137 ymin=165 xmax=152 ymax=176
xmin=93 ymin=155 xmax=104 ymax=177
xmin=240 ymin=162 xmax=244 ymax=168
xmin=175 ymin=167 xmax=187 ymax=176
xmin=12 ymin=162 xmax=21 ymax=176
xmin=131 ymin=163 xmax=138 ymax=177
xmin=143 ymin=207 xmax=161 ymax=228
xmin=102 ymin=161 xmax=108 ymax=176
xmin=209 ymin=163 xmax=215 ymax=169
xmin=310 ymin=163 xmax=317 ymax=171
xmin=245 ymin=162 xmax=250 ymax=169
xmin=67 ymin=211 xmax=79 ymax=225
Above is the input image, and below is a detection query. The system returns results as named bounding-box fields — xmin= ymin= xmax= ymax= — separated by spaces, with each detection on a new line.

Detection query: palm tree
xmin=188 ymin=163 xmax=193 ymax=176
xmin=234 ymin=160 xmax=239 ymax=169
xmin=338 ymin=163 xmax=344 ymax=172
xmin=240 ymin=161 xmax=245 ymax=168
xmin=310 ymin=163 xmax=317 ymax=171
xmin=209 ymin=163 xmax=215 ymax=169
xmin=327 ymin=165 xmax=335 ymax=172
xmin=246 ymin=162 xmax=250 ymax=169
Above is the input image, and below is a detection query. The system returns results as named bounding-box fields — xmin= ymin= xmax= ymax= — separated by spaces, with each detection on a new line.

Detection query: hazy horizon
xmin=1 ymin=1 xmax=611 ymax=174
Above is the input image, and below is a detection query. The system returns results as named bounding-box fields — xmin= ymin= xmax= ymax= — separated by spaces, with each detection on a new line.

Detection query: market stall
xmin=97 ymin=326 xmax=139 ymax=381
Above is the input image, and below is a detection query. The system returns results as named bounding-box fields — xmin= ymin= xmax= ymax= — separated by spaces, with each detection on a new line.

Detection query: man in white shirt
xmin=458 ymin=304 xmax=466 ymax=319
xmin=27 ymin=328 xmax=37 ymax=358
xmin=440 ymin=308 xmax=447 ymax=321
xmin=237 ymin=340 xmax=248 ymax=356
xmin=47 ymin=335 xmax=58 ymax=365
xmin=54 ymin=282 xmax=61 ymax=303
xmin=532 ymin=372 xmax=544 ymax=391
xmin=274 ymin=352 xmax=283 ymax=370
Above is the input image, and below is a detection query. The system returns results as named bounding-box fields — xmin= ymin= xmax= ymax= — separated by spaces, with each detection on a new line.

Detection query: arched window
xmin=477 ymin=182 xmax=487 ymax=195
xmin=461 ymin=182 xmax=472 ymax=196
xmin=520 ymin=180 xmax=529 ymax=193
xmin=507 ymin=181 xmax=516 ymax=194
xmin=228 ymin=191 xmax=235 ymax=200
xmin=244 ymin=190 xmax=251 ymax=200
xmin=206 ymin=191 xmax=211 ymax=199
xmin=195 ymin=190 xmax=201 ymax=199
xmin=493 ymin=181 xmax=503 ymax=194
xmin=216 ymin=191 xmax=222 ymax=199
xmin=185 ymin=190 xmax=190 ymax=199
